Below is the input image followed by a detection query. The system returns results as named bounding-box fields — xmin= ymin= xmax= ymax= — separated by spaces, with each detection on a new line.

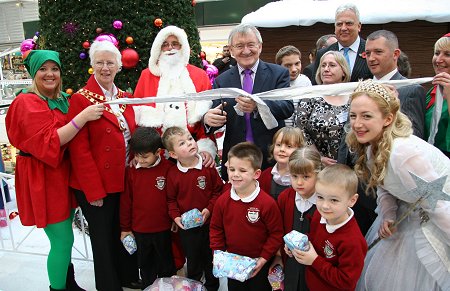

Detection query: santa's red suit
xmin=133 ymin=26 xmax=216 ymax=157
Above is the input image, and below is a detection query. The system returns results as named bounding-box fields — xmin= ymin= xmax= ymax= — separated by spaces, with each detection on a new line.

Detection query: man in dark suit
xmin=365 ymin=29 xmax=425 ymax=138
xmin=303 ymin=34 xmax=337 ymax=82
xmin=337 ymin=30 xmax=426 ymax=235
xmin=204 ymin=23 xmax=294 ymax=180
xmin=312 ymin=3 xmax=372 ymax=84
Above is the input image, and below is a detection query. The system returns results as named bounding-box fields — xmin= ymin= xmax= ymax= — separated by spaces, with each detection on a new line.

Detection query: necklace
xmin=77 ymin=88 xmax=127 ymax=131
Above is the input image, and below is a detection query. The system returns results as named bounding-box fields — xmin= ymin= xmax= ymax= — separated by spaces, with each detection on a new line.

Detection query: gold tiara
xmin=353 ymin=80 xmax=391 ymax=104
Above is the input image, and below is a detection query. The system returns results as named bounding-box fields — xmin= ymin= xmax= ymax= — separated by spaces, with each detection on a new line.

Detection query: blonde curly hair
xmin=346 ymin=81 xmax=412 ymax=195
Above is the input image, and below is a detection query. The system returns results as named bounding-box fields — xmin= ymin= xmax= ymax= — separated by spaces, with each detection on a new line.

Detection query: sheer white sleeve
xmin=376 ymin=186 xmax=398 ymax=222
xmin=390 ymin=140 xmax=450 ymax=241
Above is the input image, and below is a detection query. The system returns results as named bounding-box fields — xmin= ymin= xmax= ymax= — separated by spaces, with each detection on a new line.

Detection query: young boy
xmin=119 ymin=127 xmax=176 ymax=289
xmin=209 ymin=142 xmax=284 ymax=291
xmin=162 ymin=126 xmax=223 ymax=291
xmin=293 ymin=164 xmax=368 ymax=291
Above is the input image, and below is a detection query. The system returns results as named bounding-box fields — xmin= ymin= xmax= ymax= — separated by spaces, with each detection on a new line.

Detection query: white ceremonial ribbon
xmin=107 ymin=77 xmax=433 ymax=130
xmin=428 ymin=85 xmax=444 ymax=145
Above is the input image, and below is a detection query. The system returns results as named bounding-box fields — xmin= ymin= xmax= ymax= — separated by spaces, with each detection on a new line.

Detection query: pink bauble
xmin=205 ymin=64 xmax=219 ymax=86
xmin=20 ymin=39 xmax=36 ymax=54
xmin=121 ymin=48 xmax=139 ymax=69
xmin=113 ymin=20 xmax=123 ymax=30
xmin=94 ymin=34 xmax=119 ymax=47
xmin=205 ymin=64 xmax=218 ymax=76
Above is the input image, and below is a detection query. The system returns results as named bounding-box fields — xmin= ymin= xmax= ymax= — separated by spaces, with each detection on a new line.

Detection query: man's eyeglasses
xmin=231 ymin=42 xmax=259 ymax=51
xmin=161 ymin=41 xmax=181 ymax=49
xmin=94 ymin=61 xmax=116 ymax=68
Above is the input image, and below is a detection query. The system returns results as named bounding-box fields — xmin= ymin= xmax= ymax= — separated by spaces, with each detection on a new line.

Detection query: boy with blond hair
xmin=162 ymin=126 xmax=223 ymax=291
xmin=292 ymin=164 xmax=367 ymax=290
xmin=210 ymin=142 xmax=283 ymax=290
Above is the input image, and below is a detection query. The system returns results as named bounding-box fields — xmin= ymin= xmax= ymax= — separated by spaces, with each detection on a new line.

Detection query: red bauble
xmin=121 ymin=48 xmax=139 ymax=69
xmin=154 ymin=18 xmax=163 ymax=27
xmin=65 ymin=88 xmax=73 ymax=95
xmin=192 ymin=0 xmax=196 ymax=6
xmin=125 ymin=36 xmax=134 ymax=45
xmin=96 ymin=27 xmax=103 ymax=34
xmin=199 ymin=51 xmax=206 ymax=59
xmin=82 ymin=41 xmax=90 ymax=49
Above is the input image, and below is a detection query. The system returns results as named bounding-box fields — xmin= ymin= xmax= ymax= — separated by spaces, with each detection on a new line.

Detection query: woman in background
xmin=425 ymin=33 xmax=450 ymax=158
xmin=296 ymin=51 xmax=351 ymax=166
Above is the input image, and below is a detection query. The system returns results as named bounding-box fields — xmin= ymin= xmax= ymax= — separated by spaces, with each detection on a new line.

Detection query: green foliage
xmin=38 ymin=0 xmax=202 ymax=92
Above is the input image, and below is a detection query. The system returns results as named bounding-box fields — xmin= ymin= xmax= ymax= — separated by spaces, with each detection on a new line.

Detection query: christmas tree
xmin=38 ymin=0 xmax=202 ymax=92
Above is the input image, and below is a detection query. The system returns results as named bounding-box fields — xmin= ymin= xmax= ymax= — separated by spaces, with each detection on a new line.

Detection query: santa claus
xmin=133 ymin=26 xmax=216 ymax=166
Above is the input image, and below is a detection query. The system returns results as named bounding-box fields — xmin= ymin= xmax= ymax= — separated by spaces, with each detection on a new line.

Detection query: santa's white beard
xmin=156 ymin=49 xmax=196 ymax=96
xmin=158 ymin=50 xmax=185 ymax=80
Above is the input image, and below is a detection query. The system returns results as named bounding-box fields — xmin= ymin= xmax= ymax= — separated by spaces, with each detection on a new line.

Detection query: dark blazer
xmin=303 ymin=63 xmax=315 ymax=83
xmin=312 ymin=39 xmax=373 ymax=85
xmin=391 ymin=71 xmax=426 ymax=139
xmin=212 ymin=60 xmax=293 ymax=180
xmin=212 ymin=56 xmax=237 ymax=75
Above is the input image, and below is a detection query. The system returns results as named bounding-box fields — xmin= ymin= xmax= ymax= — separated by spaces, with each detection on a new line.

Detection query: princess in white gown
xmin=346 ymin=80 xmax=450 ymax=291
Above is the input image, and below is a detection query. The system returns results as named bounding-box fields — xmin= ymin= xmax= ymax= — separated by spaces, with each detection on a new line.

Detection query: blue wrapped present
xmin=212 ymin=250 xmax=258 ymax=282
xmin=181 ymin=208 xmax=204 ymax=229
xmin=122 ymin=234 xmax=137 ymax=255
xmin=283 ymin=230 xmax=309 ymax=251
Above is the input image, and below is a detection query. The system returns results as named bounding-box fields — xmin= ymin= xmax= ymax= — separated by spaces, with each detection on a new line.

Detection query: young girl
xmin=275 ymin=146 xmax=322 ymax=291
xmin=259 ymin=127 xmax=305 ymax=200
xmin=346 ymin=80 xmax=450 ymax=290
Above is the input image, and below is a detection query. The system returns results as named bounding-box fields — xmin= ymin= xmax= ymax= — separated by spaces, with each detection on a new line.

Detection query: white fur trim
xmin=186 ymin=100 xmax=212 ymax=125
xmin=148 ymin=26 xmax=190 ymax=76
xmin=134 ymin=104 xmax=164 ymax=127
xmin=197 ymin=138 xmax=217 ymax=158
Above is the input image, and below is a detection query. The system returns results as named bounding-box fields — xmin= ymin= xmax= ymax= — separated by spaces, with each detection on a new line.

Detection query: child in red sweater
xmin=120 ymin=127 xmax=176 ymax=289
xmin=277 ymin=146 xmax=322 ymax=291
xmin=291 ymin=164 xmax=367 ymax=291
xmin=258 ymin=127 xmax=305 ymax=201
xmin=162 ymin=126 xmax=223 ymax=291
xmin=210 ymin=142 xmax=284 ymax=291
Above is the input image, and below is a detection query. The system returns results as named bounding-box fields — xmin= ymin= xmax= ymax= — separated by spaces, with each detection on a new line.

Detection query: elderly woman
xmin=67 ymin=41 xmax=138 ymax=291
xmin=6 ymin=50 xmax=102 ymax=291
xmin=296 ymin=51 xmax=351 ymax=166
xmin=425 ymin=33 xmax=450 ymax=158
xmin=346 ymin=80 xmax=450 ymax=290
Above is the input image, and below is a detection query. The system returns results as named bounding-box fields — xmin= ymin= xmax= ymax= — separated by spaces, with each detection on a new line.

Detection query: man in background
xmin=312 ymin=3 xmax=372 ymax=84
xmin=212 ymin=45 xmax=237 ymax=75
xmin=303 ymin=34 xmax=337 ymax=81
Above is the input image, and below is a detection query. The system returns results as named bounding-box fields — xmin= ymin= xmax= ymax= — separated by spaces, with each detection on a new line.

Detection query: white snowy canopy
xmin=242 ymin=0 xmax=450 ymax=28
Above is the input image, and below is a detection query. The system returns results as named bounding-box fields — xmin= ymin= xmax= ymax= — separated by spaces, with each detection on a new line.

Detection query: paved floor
xmin=0 ymin=211 xmax=227 ymax=291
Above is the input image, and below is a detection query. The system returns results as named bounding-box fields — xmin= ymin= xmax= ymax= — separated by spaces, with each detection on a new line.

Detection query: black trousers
xmin=134 ymin=230 xmax=176 ymax=288
xmin=179 ymin=224 xmax=219 ymax=291
xmin=74 ymin=189 xmax=139 ymax=291
xmin=228 ymin=262 xmax=272 ymax=291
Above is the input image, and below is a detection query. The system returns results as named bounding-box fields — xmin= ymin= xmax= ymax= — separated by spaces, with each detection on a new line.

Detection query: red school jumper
xmin=306 ymin=211 xmax=367 ymax=291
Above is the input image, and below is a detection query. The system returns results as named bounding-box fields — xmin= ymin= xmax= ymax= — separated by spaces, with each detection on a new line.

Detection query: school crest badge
xmin=197 ymin=176 xmax=206 ymax=190
xmin=246 ymin=207 xmax=260 ymax=223
xmin=323 ymin=240 xmax=335 ymax=258
xmin=155 ymin=176 xmax=166 ymax=190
